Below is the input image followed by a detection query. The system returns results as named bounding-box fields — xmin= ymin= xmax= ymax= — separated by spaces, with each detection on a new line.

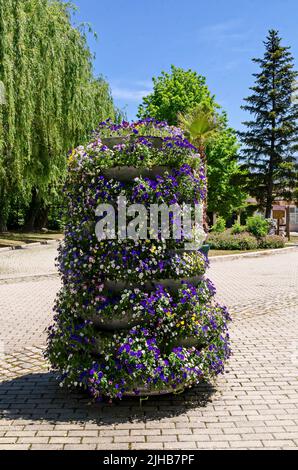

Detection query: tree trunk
xmin=23 ymin=187 xmax=41 ymax=232
xmin=0 ymin=188 xmax=8 ymax=232
xmin=265 ymin=58 xmax=276 ymax=220
xmin=265 ymin=203 xmax=272 ymax=219
xmin=0 ymin=214 xmax=7 ymax=232
xmin=199 ymin=145 xmax=209 ymax=233
xmin=34 ymin=206 xmax=49 ymax=231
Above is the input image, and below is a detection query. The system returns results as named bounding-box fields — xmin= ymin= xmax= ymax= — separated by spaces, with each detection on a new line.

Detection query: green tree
xmin=0 ymin=0 xmax=118 ymax=231
xmin=178 ymin=102 xmax=220 ymax=230
xmin=239 ymin=29 xmax=298 ymax=218
xmin=137 ymin=65 xmax=214 ymax=126
xmin=179 ymin=106 xmax=247 ymax=223
xmin=207 ymin=119 xmax=248 ymax=218
xmin=138 ymin=66 xmax=247 ymax=220
xmin=178 ymin=102 xmax=220 ymax=154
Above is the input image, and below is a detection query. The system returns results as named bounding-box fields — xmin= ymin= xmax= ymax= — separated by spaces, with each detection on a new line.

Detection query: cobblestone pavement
xmin=0 ymin=244 xmax=57 ymax=279
xmin=0 ymin=245 xmax=297 ymax=450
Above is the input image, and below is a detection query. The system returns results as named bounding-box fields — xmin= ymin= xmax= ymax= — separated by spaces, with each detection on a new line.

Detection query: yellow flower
xmin=68 ymin=150 xmax=76 ymax=165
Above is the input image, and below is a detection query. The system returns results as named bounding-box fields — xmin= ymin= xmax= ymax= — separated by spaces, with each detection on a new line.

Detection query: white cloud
xmin=133 ymin=79 xmax=153 ymax=88
xmin=198 ymin=19 xmax=253 ymax=47
xmin=112 ymin=87 xmax=150 ymax=102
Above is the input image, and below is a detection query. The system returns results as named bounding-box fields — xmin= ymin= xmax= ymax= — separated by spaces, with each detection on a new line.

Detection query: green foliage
xmin=208 ymin=231 xmax=286 ymax=251
xmin=0 ymin=0 xmax=118 ymax=230
xmin=246 ymin=215 xmax=270 ymax=238
xmin=209 ymin=223 xmax=285 ymax=250
xmin=137 ymin=65 xmax=214 ymax=126
xmin=258 ymin=235 xmax=285 ymax=249
xmin=138 ymin=66 xmax=247 ymax=218
xmin=178 ymin=102 xmax=220 ymax=148
xmin=208 ymin=232 xmax=258 ymax=250
xmin=211 ymin=216 xmax=226 ymax=233
xmin=206 ymin=116 xmax=248 ymax=217
xmin=240 ymin=30 xmax=298 ymax=218
xmin=231 ymin=221 xmax=246 ymax=234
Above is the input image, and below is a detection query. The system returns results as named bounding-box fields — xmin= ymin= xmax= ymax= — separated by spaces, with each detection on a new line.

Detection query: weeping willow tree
xmin=0 ymin=0 xmax=118 ymax=231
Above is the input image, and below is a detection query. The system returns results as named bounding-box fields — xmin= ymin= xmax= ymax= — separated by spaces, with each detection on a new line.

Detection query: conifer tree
xmin=240 ymin=30 xmax=298 ymax=218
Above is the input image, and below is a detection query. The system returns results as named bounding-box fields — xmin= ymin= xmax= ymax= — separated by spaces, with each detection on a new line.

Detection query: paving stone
xmin=0 ymin=246 xmax=297 ymax=449
xmin=113 ymin=435 xmax=145 ymax=443
xmin=64 ymin=444 xmax=96 ymax=450
xmin=31 ymin=444 xmax=64 ymax=450
xmin=147 ymin=434 xmax=178 ymax=443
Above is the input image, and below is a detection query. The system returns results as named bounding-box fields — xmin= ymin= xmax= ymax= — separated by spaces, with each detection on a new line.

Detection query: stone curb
xmin=1 ymin=245 xmax=296 ymax=282
xmin=0 ymin=272 xmax=59 ymax=283
xmin=0 ymin=239 xmax=62 ymax=253
xmin=209 ymin=245 xmax=298 ymax=263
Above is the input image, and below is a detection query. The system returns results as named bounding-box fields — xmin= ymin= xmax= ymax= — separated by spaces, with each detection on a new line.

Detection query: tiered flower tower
xmin=46 ymin=119 xmax=231 ymax=400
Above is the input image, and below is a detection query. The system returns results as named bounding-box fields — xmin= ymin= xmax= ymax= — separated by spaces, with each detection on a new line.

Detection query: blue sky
xmin=71 ymin=0 xmax=298 ymax=130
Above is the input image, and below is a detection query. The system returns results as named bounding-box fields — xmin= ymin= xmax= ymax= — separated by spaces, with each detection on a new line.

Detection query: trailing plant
xmin=46 ymin=120 xmax=231 ymax=400
xmin=67 ymin=118 xmax=203 ymax=172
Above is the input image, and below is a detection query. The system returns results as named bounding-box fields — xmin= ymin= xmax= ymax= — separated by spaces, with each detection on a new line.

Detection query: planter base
xmin=172 ymin=336 xmax=203 ymax=348
xmin=104 ymin=275 xmax=204 ymax=294
xmin=123 ymin=382 xmax=187 ymax=397
xmin=101 ymin=165 xmax=171 ymax=183
xmin=88 ymin=312 xmax=142 ymax=331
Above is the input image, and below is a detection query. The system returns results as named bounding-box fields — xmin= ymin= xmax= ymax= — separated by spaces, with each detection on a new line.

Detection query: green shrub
xmin=246 ymin=215 xmax=269 ymax=238
xmin=208 ymin=230 xmax=286 ymax=251
xmin=211 ymin=216 xmax=226 ymax=233
xmin=231 ymin=221 xmax=246 ymax=235
xmin=208 ymin=231 xmax=258 ymax=250
xmin=258 ymin=235 xmax=285 ymax=249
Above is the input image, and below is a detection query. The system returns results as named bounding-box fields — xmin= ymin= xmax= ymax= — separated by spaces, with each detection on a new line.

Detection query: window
xmin=289 ymin=207 xmax=298 ymax=225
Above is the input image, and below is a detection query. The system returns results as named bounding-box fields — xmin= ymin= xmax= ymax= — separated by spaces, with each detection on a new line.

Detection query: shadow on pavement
xmin=0 ymin=372 xmax=216 ymax=424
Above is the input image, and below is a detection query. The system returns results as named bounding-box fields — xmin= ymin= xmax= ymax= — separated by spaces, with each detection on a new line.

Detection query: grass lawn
xmin=0 ymin=231 xmax=63 ymax=248
xmin=209 ymin=245 xmax=296 ymax=257
xmin=209 ymin=249 xmax=267 ymax=257
xmin=0 ymin=231 xmax=296 ymax=251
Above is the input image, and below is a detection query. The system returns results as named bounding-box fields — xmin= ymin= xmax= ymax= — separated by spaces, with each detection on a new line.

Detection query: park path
xmin=0 ymin=244 xmax=297 ymax=450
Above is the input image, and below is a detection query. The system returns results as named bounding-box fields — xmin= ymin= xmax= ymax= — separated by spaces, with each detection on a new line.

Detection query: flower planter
xmin=172 ymin=336 xmax=203 ymax=348
xmin=47 ymin=119 xmax=231 ymax=401
xmin=102 ymin=135 xmax=163 ymax=150
xmin=199 ymin=244 xmax=210 ymax=258
xmin=150 ymin=276 xmax=204 ymax=291
xmin=169 ymin=248 xmax=200 ymax=255
xmin=101 ymin=165 xmax=171 ymax=183
xmin=123 ymin=382 xmax=186 ymax=397
xmin=104 ymin=275 xmax=204 ymax=294
xmin=88 ymin=311 xmax=142 ymax=331
xmin=92 ymin=332 xmax=114 ymax=354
